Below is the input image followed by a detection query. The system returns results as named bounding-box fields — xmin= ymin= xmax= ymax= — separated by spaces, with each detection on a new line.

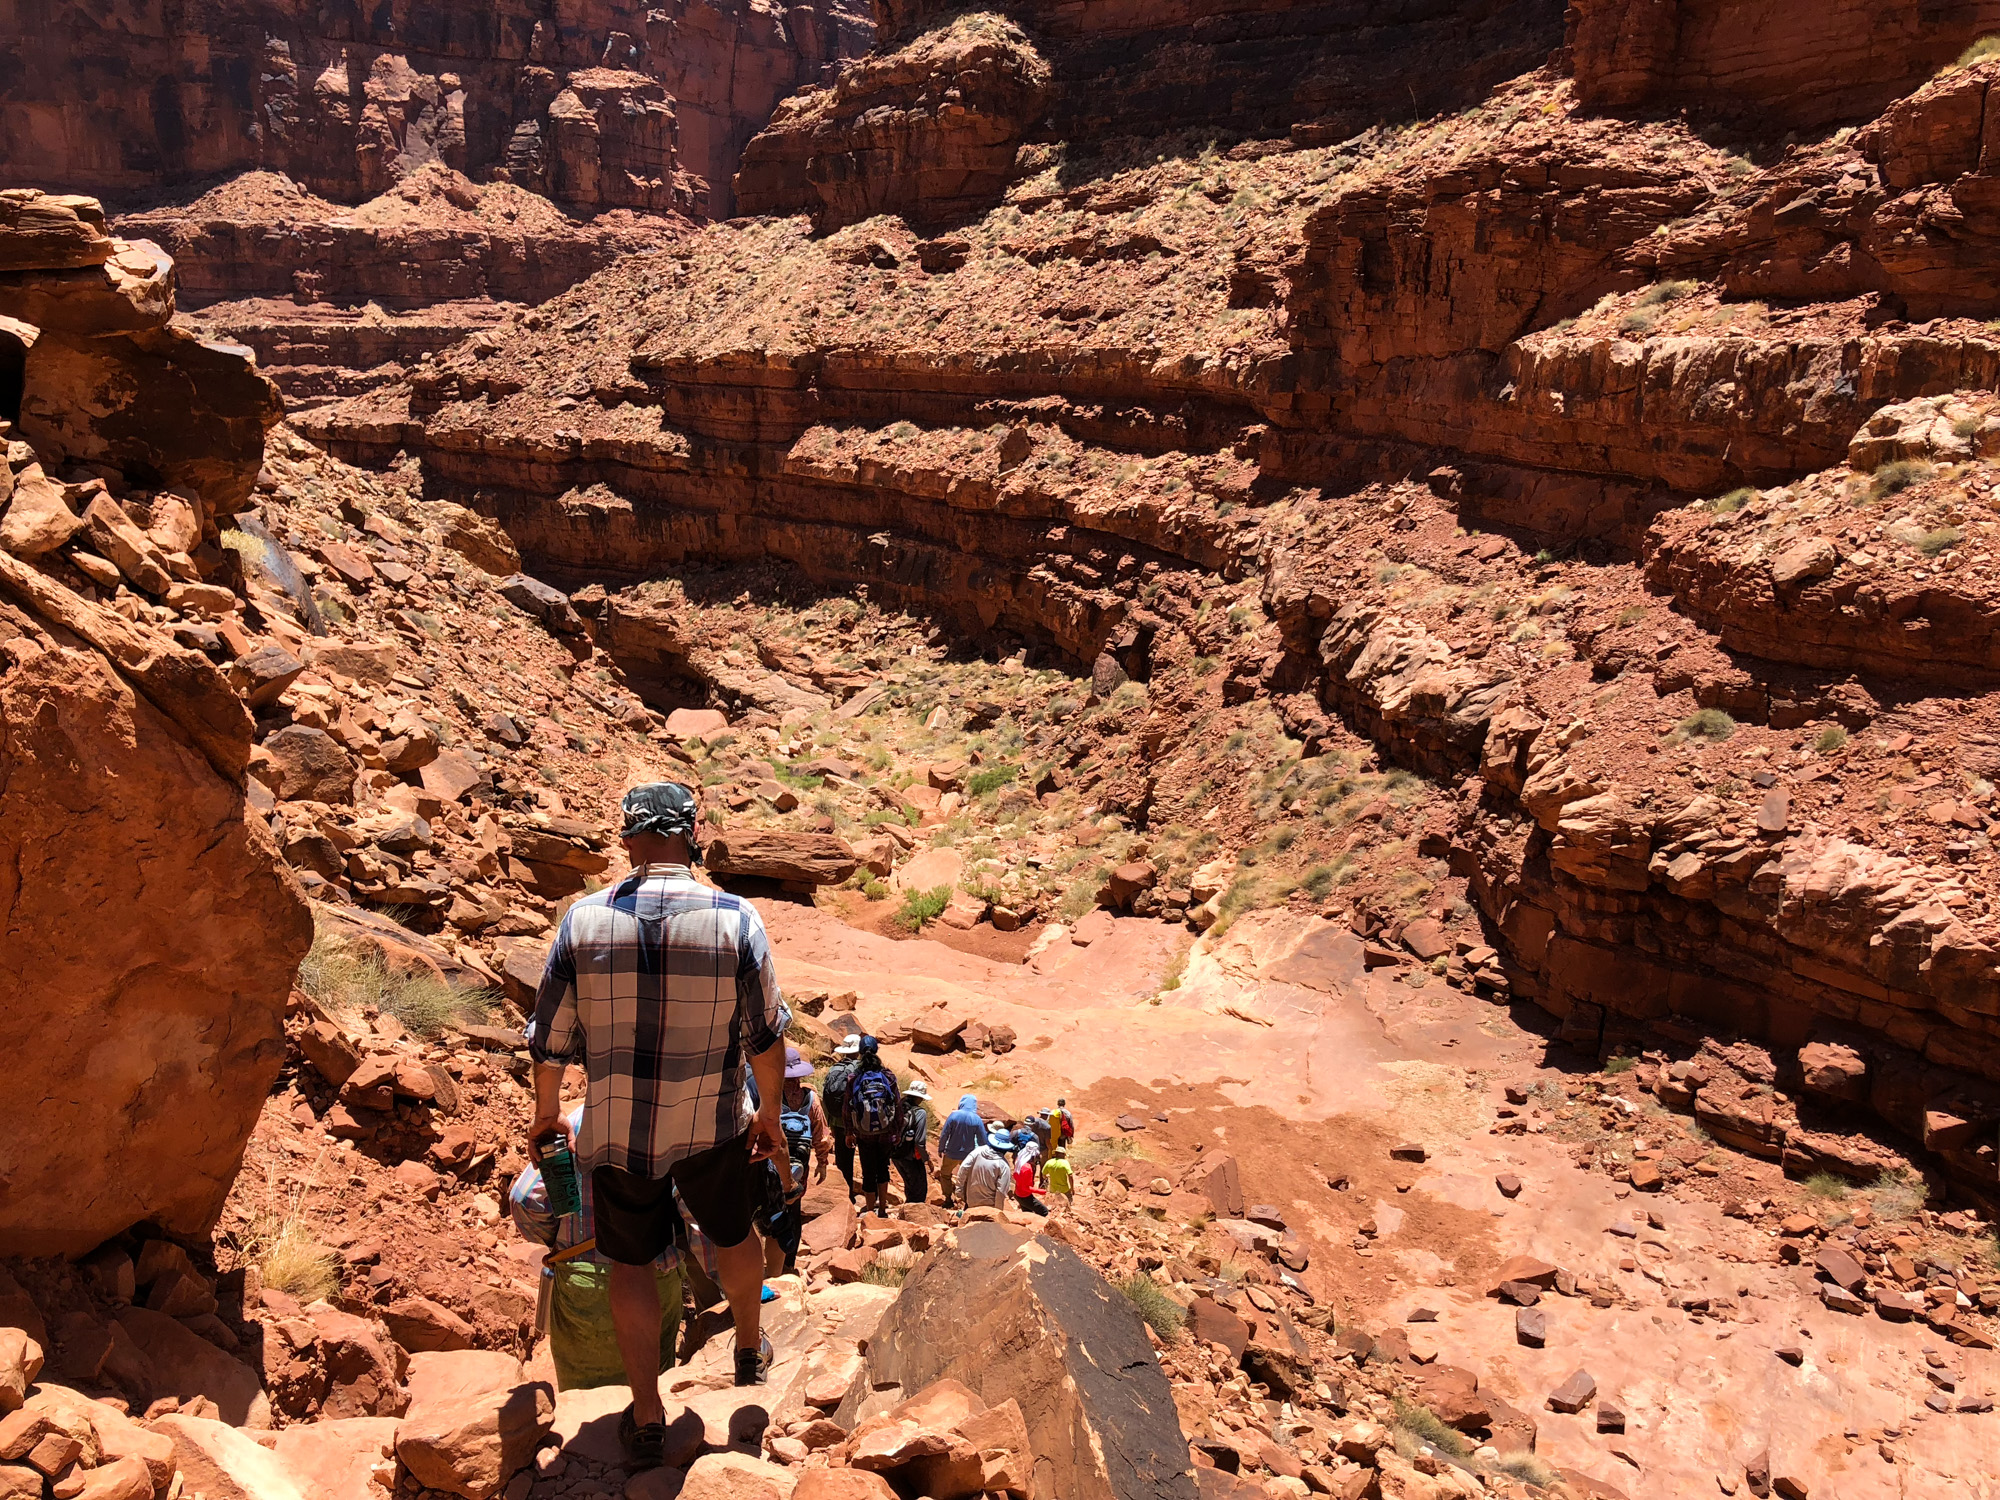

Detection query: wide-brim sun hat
xmin=903 ymin=1079 xmax=930 ymax=1100
xmin=784 ymin=1046 xmax=814 ymax=1079
xmin=987 ymin=1129 xmax=1014 ymax=1151
xmin=834 ymin=1036 xmax=862 ymax=1056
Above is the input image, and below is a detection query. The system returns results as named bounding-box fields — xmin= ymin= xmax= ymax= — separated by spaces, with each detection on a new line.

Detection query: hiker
xmin=892 ymin=1079 xmax=933 ymax=1207
xmin=844 ymin=1035 xmax=904 ymax=1219
xmin=762 ymin=1046 xmax=831 ymax=1277
xmin=527 ymin=782 xmax=791 ymax=1471
xmin=953 ymin=1126 xmax=1014 ymax=1211
xmin=937 ymin=1092 xmax=985 ymax=1208
xmin=1011 ymin=1127 xmax=1047 ymax=1216
xmin=1049 ymin=1097 xmax=1076 ymax=1151
xmin=510 ymin=1105 xmax=684 ymax=1391
xmin=1042 ymin=1143 xmax=1074 ymax=1209
xmin=821 ymin=1035 xmax=862 ymax=1192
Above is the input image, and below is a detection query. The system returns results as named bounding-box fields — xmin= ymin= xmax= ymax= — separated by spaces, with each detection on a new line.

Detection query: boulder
xmin=890 ymin=848 xmax=961 ymax=896
xmin=80 ymin=492 xmax=171 ymax=595
xmin=72 ymin=1455 xmax=152 ymax=1500
xmin=663 ymin=707 xmax=729 ymax=739
xmin=384 ymin=1297 xmax=475 ymax=1354
xmin=115 ymin=1308 xmax=271 ymax=1427
xmin=396 ymin=1382 xmax=554 ymax=1500
xmin=910 ymin=1006 xmax=970 ymax=1053
xmin=0 ymin=192 xmax=115 ymax=270
xmin=433 ymin=505 xmax=520 ymax=577
xmin=859 ymin=1220 xmax=1195 ymax=1500
xmin=20 ymin=325 xmax=281 ymax=513
xmin=495 ymin=575 xmax=583 ymax=635
xmin=0 ymin=465 xmax=86 ymax=558
xmin=307 ymin=1307 xmax=408 ymax=1419
xmin=1545 ymin=1370 xmax=1596 ymax=1414
xmin=269 ymin=1417 xmax=400 ymax=1500
xmin=227 ymin=646 xmax=304 ymax=709
xmin=0 ymin=1335 xmax=39 ymax=1412
xmin=1184 ymin=1155 xmax=1245 ymax=1220
xmin=1099 ymin=862 xmax=1157 ymax=910
xmin=706 ymin=830 xmax=859 ymax=885
xmin=793 ymin=1473 xmax=896 ymax=1500
xmin=677 ymin=1453 xmax=796 ymax=1500
xmin=260 ymin=725 xmax=356 ymax=803
xmin=153 ymin=1414 xmax=308 ymax=1500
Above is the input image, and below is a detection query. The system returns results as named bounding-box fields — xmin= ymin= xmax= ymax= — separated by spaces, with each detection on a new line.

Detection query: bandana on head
xmin=621 ymin=782 xmax=701 ymax=852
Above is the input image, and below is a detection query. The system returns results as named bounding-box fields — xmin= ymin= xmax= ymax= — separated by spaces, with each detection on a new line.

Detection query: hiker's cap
xmin=987 ymin=1128 xmax=1014 ymax=1151
xmin=903 ymin=1079 xmax=930 ymax=1100
xmin=834 ymin=1036 xmax=862 ymax=1056
xmin=784 ymin=1046 xmax=814 ymax=1079
xmin=621 ymin=782 xmax=700 ymax=843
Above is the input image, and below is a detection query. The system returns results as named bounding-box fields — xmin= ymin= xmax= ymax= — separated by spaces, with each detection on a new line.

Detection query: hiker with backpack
xmin=760 ymin=1046 xmax=831 ymax=1276
xmin=892 ymin=1080 xmax=933 ymax=1208
xmin=936 ymin=1093 xmax=986 ymax=1208
xmin=821 ymin=1035 xmax=862 ymax=1192
xmin=1011 ymin=1126 xmax=1048 ymax=1215
xmin=844 ymin=1035 xmax=904 ymax=1219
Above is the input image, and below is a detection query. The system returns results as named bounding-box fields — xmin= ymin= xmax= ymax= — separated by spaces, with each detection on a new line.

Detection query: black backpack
xmin=780 ymin=1098 xmax=815 ymax=1198
xmin=896 ymin=1102 xmax=929 ymax=1158
xmin=846 ymin=1063 xmax=903 ymax=1143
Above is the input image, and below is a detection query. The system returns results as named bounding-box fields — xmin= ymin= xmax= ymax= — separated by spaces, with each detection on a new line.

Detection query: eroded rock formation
xmin=0 ymin=191 xmax=309 ymax=1256
xmin=0 ymin=0 xmax=870 ymax=218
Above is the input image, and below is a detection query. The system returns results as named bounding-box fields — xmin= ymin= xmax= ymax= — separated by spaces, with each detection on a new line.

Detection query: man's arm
xmin=746 ymin=1037 xmax=786 ymax=1176
xmin=735 ymin=904 xmax=791 ymax=1169
xmin=526 ymin=912 xmax=581 ymax=1145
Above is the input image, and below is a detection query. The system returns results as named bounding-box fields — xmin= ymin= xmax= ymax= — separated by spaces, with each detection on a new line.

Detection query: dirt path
xmin=766 ymin=902 xmax=2000 ymax=1498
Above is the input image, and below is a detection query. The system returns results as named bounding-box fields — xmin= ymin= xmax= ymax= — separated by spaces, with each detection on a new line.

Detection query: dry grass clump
xmin=1118 ymin=1273 xmax=1184 ymax=1342
xmin=297 ymin=928 xmax=495 ymax=1039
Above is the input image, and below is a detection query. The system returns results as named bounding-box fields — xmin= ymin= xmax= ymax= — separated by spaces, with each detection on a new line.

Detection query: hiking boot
xmin=734 ymin=1335 xmax=773 ymax=1387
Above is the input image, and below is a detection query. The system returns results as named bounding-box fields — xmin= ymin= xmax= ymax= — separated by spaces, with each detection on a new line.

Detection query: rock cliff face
xmin=1568 ymin=0 xmax=2000 ymax=128
xmin=0 ymin=0 xmax=870 ymax=218
xmin=0 ymin=190 xmax=310 ymax=1256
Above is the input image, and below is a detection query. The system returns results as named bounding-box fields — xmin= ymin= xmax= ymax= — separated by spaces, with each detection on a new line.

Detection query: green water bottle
xmin=538 ymin=1138 xmax=583 ymax=1219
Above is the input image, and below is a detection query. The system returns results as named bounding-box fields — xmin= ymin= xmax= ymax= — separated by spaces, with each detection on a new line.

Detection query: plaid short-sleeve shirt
xmin=527 ymin=863 xmax=790 ymax=1179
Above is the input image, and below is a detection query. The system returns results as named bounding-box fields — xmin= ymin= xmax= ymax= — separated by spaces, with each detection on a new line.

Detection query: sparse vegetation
xmin=297 ymin=928 xmax=494 ymax=1038
xmin=1707 ymin=487 xmax=1754 ymax=513
xmin=1602 ymin=1053 xmax=1636 ymax=1074
xmin=1867 ymin=1169 xmax=1928 ymax=1221
xmin=896 ymin=885 xmax=953 ymax=931
xmin=1868 ymin=460 xmax=1934 ymax=501
xmin=966 ymin=763 xmax=1018 ymax=797
xmin=1118 ymin=1273 xmax=1185 ymax=1342
xmin=1897 ymin=524 xmax=1963 ymax=558
xmin=1673 ymin=708 xmax=1738 ymax=744
xmin=1071 ymin=1135 xmax=1141 ymax=1172
xmin=1814 ymin=725 xmax=1849 ymax=754
xmin=1392 ymin=1399 xmax=1470 ymax=1461
xmin=1803 ymin=1171 xmax=1851 ymax=1201
xmin=861 ymin=1261 xmax=909 ymax=1288
xmin=1955 ymin=35 xmax=2000 ymax=68
xmin=1635 ymin=279 xmax=1697 ymax=308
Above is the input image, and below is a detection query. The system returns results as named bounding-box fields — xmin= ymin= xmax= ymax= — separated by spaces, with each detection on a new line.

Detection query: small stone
xmin=1389 ymin=1143 xmax=1427 ymax=1163
xmin=1547 ymin=1370 xmax=1596 ymax=1413
xmin=1495 ymin=1173 xmax=1522 ymax=1198
xmin=1515 ymin=1307 xmax=1546 ymax=1347
xmin=1596 ymin=1403 xmax=1625 ymax=1434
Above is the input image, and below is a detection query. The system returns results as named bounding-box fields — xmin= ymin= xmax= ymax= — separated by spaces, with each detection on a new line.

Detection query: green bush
xmin=1803 ymin=1172 xmax=1850 ymax=1201
xmin=966 ymin=764 xmax=1017 ymax=797
xmin=1903 ymin=525 xmax=1962 ymax=557
xmin=861 ymin=878 xmax=890 ymax=901
xmin=1868 ymin=460 xmax=1933 ymax=501
xmin=1603 ymin=1053 xmax=1636 ymax=1074
xmin=1675 ymin=708 xmax=1738 ymax=743
xmin=896 ymin=885 xmax=952 ymax=932
xmin=1814 ymin=725 xmax=1848 ymax=754
xmin=1708 ymin=487 xmax=1754 ymax=513
xmin=1118 ymin=1274 xmax=1185 ymax=1343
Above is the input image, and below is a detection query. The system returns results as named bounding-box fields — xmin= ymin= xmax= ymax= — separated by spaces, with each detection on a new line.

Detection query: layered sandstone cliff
xmin=0 ymin=190 xmax=310 ymax=1256
xmin=0 ymin=0 xmax=870 ymax=218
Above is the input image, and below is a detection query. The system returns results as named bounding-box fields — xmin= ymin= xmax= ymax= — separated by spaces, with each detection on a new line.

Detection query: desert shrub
xmin=1708 ymin=487 xmax=1754 ymax=513
xmin=896 ymin=885 xmax=952 ymax=931
xmin=255 ymin=1216 xmax=339 ymax=1302
xmin=1303 ymin=864 xmax=1338 ymax=898
xmin=1814 ymin=726 xmax=1848 ymax=754
xmin=1118 ymin=1274 xmax=1185 ymax=1342
xmin=1488 ymin=1454 xmax=1558 ymax=1486
xmin=1956 ymin=35 xmax=2000 ymax=67
xmin=1392 ymin=1399 xmax=1470 ymax=1460
xmin=1618 ymin=308 xmax=1657 ymax=334
xmin=1868 ymin=1169 xmax=1928 ymax=1220
xmin=1603 ymin=1053 xmax=1636 ymax=1074
xmin=966 ymin=764 xmax=1017 ymax=797
xmin=1059 ymin=871 xmax=1106 ymax=921
xmin=297 ymin=930 xmax=493 ymax=1038
xmin=861 ymin=878 xmax=890 ymax=901
xmin=861 ymin=1261 xmax=909 ymax=1288
xmin=1636 ymin=280 xmax=1697 ymax=309
xmin=1868 ymin=460 xmax=1933 ymax=500
xmin=1674 ymin=708 xmax=1737 ymax=743
xmin=1070 ymin=1136 xmax=1140 ymax=1172
xmin=1900 ymin=525 xmax=1963 ymax=557
xmin=1803 ymin=1172 xmax=1850 ymax=1201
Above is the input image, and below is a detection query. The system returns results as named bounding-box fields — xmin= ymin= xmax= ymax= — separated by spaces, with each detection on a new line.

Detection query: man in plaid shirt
xmin=528 ymin=782 xmax=790 ymax=1461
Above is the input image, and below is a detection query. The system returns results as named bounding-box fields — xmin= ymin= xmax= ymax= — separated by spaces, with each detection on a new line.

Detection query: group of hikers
xmin=511 ymin=782 xmax=1083 ymax=1469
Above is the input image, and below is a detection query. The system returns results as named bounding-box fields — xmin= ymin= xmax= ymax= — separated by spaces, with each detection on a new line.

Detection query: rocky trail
xmin=10 ymin=3 xmax=2000 ymax=1500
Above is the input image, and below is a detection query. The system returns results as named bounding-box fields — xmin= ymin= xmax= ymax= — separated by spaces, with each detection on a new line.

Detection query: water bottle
xmin=538 ymin=1138 xmax=584 ymax=1219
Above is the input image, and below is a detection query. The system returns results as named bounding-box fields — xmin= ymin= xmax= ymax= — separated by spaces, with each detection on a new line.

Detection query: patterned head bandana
xmin=620 ymin=782 xmax=701 ymax=855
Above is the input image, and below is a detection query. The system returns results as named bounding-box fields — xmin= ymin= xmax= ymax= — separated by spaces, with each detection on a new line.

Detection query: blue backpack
xmin=846 ymin=1064 xmax=903 ymax=1142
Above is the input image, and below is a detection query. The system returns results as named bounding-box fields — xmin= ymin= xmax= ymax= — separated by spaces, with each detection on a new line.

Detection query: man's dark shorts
xmin=856 ymin=1138 xmax=892 ymax=1190
xmin=592 ymin=1131 xmax=757 ymax=1265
